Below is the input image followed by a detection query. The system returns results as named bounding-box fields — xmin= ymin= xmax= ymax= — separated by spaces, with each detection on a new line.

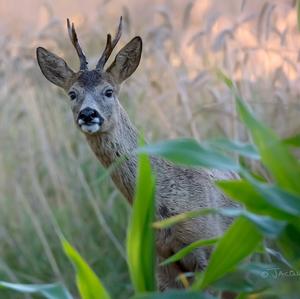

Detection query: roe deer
xmin=36 ymin=17 xmax=239 ymax=290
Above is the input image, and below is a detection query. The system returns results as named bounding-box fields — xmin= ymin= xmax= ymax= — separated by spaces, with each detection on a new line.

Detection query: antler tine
xmin=96 ymin=16 xmax=123 ymax=70
xmin=67 ymin=18 xmax=88 ymax=71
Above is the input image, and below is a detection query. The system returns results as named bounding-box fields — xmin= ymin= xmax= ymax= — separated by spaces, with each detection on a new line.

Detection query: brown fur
xmin=36 ymin=20 xmax=239 ymax=291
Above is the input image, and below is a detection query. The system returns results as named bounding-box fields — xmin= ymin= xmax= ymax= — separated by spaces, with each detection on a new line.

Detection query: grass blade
xmin=126 ymin=149 xmax=156 ymax=293
xmin=0 ymin=281 xmax=73 ymax=299
xmin=160 ymin=237 xmax=219 ymax=266
xmin=62 ymin=240 xmax=111 ymax=299
xmin=153 ymin=208 xmax=216 ymax=229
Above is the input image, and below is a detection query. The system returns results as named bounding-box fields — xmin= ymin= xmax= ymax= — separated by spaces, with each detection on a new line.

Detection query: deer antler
xmin=96 ymin=17 xmax=123 ymax=70
xmin=67 ymin=19 xmax=88 ymax=71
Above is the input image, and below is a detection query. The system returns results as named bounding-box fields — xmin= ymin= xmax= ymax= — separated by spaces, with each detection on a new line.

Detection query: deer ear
xmin=36 ymin=47 xmax=75 ymax=89
xmin=106 ymin=36 xmax=142 ymax=84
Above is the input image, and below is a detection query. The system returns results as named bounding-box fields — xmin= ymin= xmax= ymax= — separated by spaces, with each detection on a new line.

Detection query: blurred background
xmin=0 ymin=0 xmax=299 ymax=298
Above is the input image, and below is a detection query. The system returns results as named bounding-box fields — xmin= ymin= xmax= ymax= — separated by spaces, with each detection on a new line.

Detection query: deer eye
xmin=68 ymin=91 xmax=77 ymax=101
xmin=104 ymin=89 xmax=113 ymax=98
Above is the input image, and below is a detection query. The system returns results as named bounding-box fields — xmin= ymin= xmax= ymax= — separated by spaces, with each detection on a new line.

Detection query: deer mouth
xmin=80 ymin=123 xmax=101 ymax=134
xmin=78 ymin=118 xmax=102 ymax=135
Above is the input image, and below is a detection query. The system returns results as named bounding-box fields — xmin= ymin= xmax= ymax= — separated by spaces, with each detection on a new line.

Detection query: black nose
xmin=78 ymin=108 xmax=99 ymax=123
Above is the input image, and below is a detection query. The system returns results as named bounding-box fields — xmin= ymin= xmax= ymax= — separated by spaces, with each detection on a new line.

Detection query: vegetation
xmin=0 ymin=1 xmax=300 ymax=299
xmin=1 ymin=77 xmax=300 ymax=298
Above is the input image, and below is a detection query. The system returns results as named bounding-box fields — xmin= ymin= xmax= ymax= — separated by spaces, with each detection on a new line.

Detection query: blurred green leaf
xmin=0 ymin=282 xmax=73 ymax=299
xmin=283 ymin=134 xmax=300 ymax=147
xmin=205 ymin=138 xmax=260 ymax=160
xmin=235 ymin=95 xmax=300 ymax=195
xmin=160 ymin=237 xmax=219 ymax=266
xmin=137 ymin=138 xmax=240 ymax=171
xmin=127 ymin=149 xmax=156 ymax=293
xmin=217 ymin=179 xmax=300 ymax=220
xmin=212 ymin=263 xmax=274 ymax=293
xmin=193 ymin=217 xmax=262 ymax=290
xmin=220 ymin=209 xmax=286 ymax=238
xmin=219 ymin=71 xmax=300 ymax=194
xmin=278 ymin=222 xmax=300 ymax=268
xmin=62 ymin=240 xmax=111 ymax=299
xmin=217 ymin=179 xmax=287 ymax=218
xmin=132 ymin=290 xmax=215 ymax=299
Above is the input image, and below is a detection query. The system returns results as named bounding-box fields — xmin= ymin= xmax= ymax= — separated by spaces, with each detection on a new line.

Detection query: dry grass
xmin=0 ymin=1 xmax=299 ymax=298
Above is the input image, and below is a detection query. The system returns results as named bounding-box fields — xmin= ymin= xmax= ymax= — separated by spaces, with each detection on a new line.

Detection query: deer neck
xmin=85 ymin=104 xmax=138 ymax=204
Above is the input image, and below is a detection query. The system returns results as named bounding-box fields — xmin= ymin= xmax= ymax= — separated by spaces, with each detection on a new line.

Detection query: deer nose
xmin=78 ymin=108 xmax=100 ymax=123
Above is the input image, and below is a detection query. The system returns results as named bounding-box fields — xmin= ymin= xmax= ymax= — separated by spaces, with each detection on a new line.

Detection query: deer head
xmin=36 ymin=17 xmax=142 ymax=135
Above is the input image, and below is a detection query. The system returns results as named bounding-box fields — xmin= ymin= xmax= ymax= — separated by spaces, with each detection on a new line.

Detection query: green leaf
xmin=131 ymin=290 xmax=215 ymax=299
xmin=219 ymin=209 xmax=286 ymax=239
xmin=235 ymin=95 xmax=300 ymax=195
xmin=0 ymin=282 xmax=73 ymax=299
xmin=217 ymin=179 xmax=300 ymax=220
xmin=278 ymin=222 xmax=300 ymax=268
xmin=160 ymin=237 xmax=219 ymax=266
xmin=283 ymin=134 xmax=300 ymax=147
xmin=212 ymin=263 xmax=273 ymax=293
xmin=127 ymin=147 xmax=156 ymax=293
xmin=193 ymin=217 xmax=262 ymax=290
xmin=62 ymin=240 xmax=111 ymax=299
xmin=137 ymin=138 xmax=240 ymax=171
xmin=205 ymin=138 xmax=260 ymax=160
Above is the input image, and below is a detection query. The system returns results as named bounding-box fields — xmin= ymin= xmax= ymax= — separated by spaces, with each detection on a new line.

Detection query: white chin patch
xmin=80 ymin=124 xmax=100 ymax=134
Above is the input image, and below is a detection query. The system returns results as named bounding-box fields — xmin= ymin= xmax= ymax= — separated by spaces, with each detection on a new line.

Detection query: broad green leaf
xmin=235 ymin=95 xmax=300 ymax=195
xmin=205 ymin=138 xmax=260 ymax=160
xmin=62 ymin=240 xmax=111 ymax=299
xmin=193 ymin=217 xmax=262 ymax=290
xmin=137 ymin=138 xmax=240 ymax=171
xmin=127 ymin=149 xmax=156 ymax=293
xmin=160 ymin=237 xmax=219 ymax=266
xmin=0 ymin=281 xmax=73 ymax=299
xmin=217 ymin=179 xmax=300 ymax=220
xmin=132 ymin=290 xmax=215 ymax=299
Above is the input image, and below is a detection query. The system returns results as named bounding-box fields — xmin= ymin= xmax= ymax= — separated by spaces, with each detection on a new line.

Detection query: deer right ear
xmin=36 ymin=47 xmax=75 ymax=89
xmin=106 ymin=37 xmax=142 ymax=84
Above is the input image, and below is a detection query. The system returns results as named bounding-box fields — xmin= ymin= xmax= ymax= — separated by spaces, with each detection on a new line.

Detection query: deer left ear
xmin=36 ymin=47 xmax=75 ymax=90
xmin=106 ymin=36 xmax=142 ymax=84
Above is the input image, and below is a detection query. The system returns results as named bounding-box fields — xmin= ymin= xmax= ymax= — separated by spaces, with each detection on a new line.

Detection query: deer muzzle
xmin=77 ymin=107 xmax=103 ymax=134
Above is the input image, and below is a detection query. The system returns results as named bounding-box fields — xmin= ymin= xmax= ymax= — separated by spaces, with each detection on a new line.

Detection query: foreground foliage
xmin=1 ymin=81 xmax=300 ymax=298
